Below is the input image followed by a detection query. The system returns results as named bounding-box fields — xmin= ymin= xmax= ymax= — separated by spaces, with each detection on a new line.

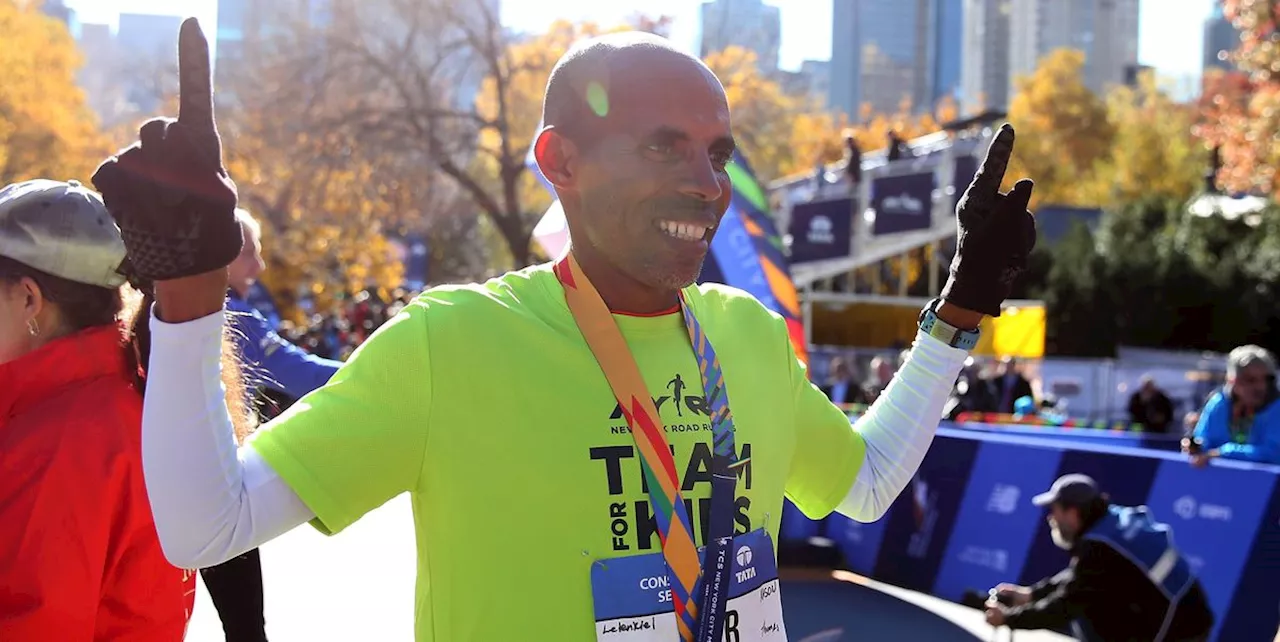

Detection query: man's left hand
xmin=940 ymin=124 xmax=1037 ymax=318
xmin=1190 ymin=452 xmax=1215 ymax=468
xmin=92 ymin=18 xmax=241 ymax=284
xmin=985 ymin=604 xmax=1008 ymax=627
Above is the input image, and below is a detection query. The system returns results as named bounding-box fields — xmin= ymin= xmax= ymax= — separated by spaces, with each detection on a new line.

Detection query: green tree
xmin=1089 ymin=72 xmax=1205 ymax=208
xmin=1041 ymin=221 xmax=1117 ymax=356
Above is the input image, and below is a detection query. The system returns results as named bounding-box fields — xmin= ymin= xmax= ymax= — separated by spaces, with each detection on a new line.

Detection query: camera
xmin=961 ymin=588 xmax=1016 ymax=609
xmin=990 ymin=589 xmax=1018 ymax=607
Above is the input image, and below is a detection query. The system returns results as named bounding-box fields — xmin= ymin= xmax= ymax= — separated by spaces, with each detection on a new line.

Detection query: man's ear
xmin=534 ymin=126 xmax=578 ymax=188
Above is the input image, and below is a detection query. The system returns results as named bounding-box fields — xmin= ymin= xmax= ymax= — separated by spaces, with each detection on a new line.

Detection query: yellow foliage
xmin=473 ymin=20 xmax=634 ymax=225
xmin=219 ymin=81 xmax=408 ymax=322
xmin=0 ymin=0 xmax=107 ymax=184
xmin=1090 ymin=72 xmax=1205 ymax=206
xmin=845 ymin=98 xmax=947 ymax=155
xmin=1005 ymin=49 xmax=1203 ymax=209
xmin=1006 ymin=49 xmax=1114 ymax=208
xmin=704 ymin=46 xmax=849 ymax=181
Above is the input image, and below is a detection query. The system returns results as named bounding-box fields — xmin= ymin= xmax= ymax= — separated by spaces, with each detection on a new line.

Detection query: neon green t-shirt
xmin=248 ymin=263 xmax=865 ymax=641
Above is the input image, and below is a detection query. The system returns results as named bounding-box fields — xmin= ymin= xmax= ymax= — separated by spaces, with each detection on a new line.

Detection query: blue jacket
xmin=226 ymin=294 xmax=341 ymax=400
xmin=1193 ymin=388 xmax=1280 ymax=464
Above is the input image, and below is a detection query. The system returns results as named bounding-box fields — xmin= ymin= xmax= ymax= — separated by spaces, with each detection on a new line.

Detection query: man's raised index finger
xmin=970 ymin=123 xmax=1016 ymax=198
xmin=177 ymin=17 xmax=215 ymax=130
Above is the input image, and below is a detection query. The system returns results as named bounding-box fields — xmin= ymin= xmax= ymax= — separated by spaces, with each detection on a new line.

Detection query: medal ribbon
xmin=556 ymin=254 xmax=742 ymax=642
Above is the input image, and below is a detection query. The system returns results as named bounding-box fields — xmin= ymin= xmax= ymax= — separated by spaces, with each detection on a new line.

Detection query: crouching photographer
xmin=983 ymin=474 xmax=1214 ymax=642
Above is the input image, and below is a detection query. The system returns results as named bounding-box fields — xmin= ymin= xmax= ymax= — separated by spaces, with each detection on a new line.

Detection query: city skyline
xmin=68 ymin=0 xmax=1215 ymax=85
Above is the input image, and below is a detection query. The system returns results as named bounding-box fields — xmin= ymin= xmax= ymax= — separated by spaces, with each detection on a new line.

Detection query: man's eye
xmin=711 ymin=152 xmax=733 ymax=169
xmin=645 ymin=143 xmax=676 ymax=156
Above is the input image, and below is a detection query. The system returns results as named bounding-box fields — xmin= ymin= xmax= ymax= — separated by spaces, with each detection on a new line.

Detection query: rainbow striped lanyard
xmin=556 ymin=254 xmax=742 ymax=642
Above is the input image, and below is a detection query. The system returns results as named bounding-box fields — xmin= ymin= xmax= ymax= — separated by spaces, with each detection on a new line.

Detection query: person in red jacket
xmin=0 ymin=179 xmax=249 ymax=640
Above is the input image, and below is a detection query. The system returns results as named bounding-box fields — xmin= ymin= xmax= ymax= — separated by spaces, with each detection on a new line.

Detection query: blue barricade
xmin=952 ymin=421 xmax=1185 ymax=452
xmin=781 ymin=425 xmax=1280 ymax=641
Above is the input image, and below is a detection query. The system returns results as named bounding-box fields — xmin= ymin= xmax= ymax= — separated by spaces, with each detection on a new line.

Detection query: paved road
xmin=183 ymin=495 xmax=1071 ymax=641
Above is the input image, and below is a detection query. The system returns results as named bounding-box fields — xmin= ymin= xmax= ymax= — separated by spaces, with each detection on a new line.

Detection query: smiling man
xmin=93 ymin=23 xmax=1036 ymax=642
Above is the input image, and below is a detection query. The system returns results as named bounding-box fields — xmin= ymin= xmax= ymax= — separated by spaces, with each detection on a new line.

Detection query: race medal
xmin=590 ymin=528 xmax=787 ymax=641
xmin=558 ymin=253 xmax=766 ymax=641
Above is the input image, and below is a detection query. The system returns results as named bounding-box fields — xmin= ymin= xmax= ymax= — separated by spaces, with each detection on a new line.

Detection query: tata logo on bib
xmin=734 ymin=545 xmax=756 ymax=583
xmin=806 ymin=215 xmax=835 ymax=244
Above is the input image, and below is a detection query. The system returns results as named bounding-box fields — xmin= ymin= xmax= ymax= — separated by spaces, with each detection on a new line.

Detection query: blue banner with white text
xmin=786 ymin=197 xmax=854 ymax=264
xmin=872 ymin=171 xmax=935 ymax=236
xmin=778 ymin=425 xmax=1280 ymax=641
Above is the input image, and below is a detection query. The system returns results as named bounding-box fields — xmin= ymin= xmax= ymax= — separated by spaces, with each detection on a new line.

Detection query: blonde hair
xmin=117 ymin=286 xmax=255 ymax=442
xmin=235 ymin=208 xmax=262 ymax=240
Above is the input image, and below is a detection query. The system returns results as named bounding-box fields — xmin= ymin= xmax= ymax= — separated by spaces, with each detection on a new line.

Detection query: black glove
xmin=940 ymin=124 xmax=1037 ymax=317
xmin=92 ymin=18 xmax=241 ymax=282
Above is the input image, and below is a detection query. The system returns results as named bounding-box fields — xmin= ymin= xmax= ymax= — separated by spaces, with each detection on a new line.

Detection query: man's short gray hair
xmin=1227 ymin=344 xmax=1276 ymax=378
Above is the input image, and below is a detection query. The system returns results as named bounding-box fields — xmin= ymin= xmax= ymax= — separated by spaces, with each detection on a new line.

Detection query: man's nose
xmin=677 ymin=154 xmax=725 ymax=203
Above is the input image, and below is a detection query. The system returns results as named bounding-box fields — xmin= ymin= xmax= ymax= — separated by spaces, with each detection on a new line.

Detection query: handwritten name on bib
xmin=591 ymin=529 xmax=787 ymax=642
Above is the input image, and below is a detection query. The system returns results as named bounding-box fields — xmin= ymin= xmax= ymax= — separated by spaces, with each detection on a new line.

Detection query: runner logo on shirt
xmin=607 ymin=374 xmax=711 ymax=429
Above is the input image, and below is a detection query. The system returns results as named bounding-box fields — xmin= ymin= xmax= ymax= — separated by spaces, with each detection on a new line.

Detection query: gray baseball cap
xmin=1032 ymin=473 xmax=1100 ymax=507
xmin=0 ymin=179 xmax=127 ymax=288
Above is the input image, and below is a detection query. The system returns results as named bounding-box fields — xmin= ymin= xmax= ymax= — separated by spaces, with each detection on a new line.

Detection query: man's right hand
xmin=992 ymin=583 xmax=1032 ymax=606
xmin=92 ymin=18 xmax=239 ymax=321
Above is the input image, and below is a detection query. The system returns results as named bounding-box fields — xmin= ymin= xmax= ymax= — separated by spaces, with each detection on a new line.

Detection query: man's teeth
xmin=659 ymin=220 xmax=709 ymax=241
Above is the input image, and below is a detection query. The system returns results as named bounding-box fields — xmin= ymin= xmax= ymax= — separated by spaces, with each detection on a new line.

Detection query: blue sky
xmin=69 ymin=0 xmax=1217 ymax=82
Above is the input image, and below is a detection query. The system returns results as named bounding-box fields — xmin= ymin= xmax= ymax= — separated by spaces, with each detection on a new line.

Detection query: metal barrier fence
xmin=809 ymin=345 xmax=1229 ymax=425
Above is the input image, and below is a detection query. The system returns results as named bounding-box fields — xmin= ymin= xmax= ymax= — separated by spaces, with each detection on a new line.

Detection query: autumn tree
xmin=1006 ymin=48 xmax=1114 ymax=208
xmin=471 ymin=19 xmax=640 ymax=262
xmin=306 ymin=3 xmax=582 ymax=269
xmin=1088 ymin=71 xmax=1205 ymax=207
xmin=1198 ymin=0 xmax=1280 ymax=198
xmin=0 ymin=0 xmax=107 ymax=184
xmin=847 ymin=94 xmax=956 ymax=154
xmin=704 ymin=46 xmax=849 ymax=181
xmin=210 ymin=13 xmax=431 ymax=320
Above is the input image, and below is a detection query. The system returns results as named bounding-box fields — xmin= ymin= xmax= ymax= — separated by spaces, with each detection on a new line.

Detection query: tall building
xmin=114 ymin=13 xmax=184 ymax=115
xmin=928 ymin=0 xmax=964 ymax=105
xmin=1007 ymin=0 xmax=1139 ymax=97
xmin=116 ymin=13 xmax=182 ymax=60
xmin=295 ymin=0 xmax=501 ymax=109
xmin=779 ymin=59 xmax=832 ymax=105
xmin=700 ymin=0 xmax=782 ymax=71
xmin=1203 ymin=4 xmax=1239 ymax=72
xmin=41 ymin=0 xmax=77 ymax=35
xmin=960 ymin=0 xmax=1011 ymax=111
xmin=829 ymin=0 xmax=962 ymax=119
xmin=76 ymin=22 xmax=127 ymax=125
xmin=215 ymin=0 xmax=324 ymax=86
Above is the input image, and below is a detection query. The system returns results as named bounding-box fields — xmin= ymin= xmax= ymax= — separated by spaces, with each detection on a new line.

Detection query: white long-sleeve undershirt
xmin=837 ymin=331 xmax=968 ymax=522
xmin=142 ymin=309 xmax=965 ymax=569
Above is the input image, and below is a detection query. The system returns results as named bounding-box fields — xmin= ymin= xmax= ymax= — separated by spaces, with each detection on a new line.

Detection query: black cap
xmin=1032 ymin=474 xmax=1100 ymax=508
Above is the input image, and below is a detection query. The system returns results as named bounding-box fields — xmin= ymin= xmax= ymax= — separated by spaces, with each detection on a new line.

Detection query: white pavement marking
xmin=185 ymin=495 xmax=418 ymax=641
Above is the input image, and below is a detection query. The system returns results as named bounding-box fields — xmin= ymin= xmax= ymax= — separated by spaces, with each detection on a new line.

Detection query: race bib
xmin=590 ymin=528 xmax=787 ymax=641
